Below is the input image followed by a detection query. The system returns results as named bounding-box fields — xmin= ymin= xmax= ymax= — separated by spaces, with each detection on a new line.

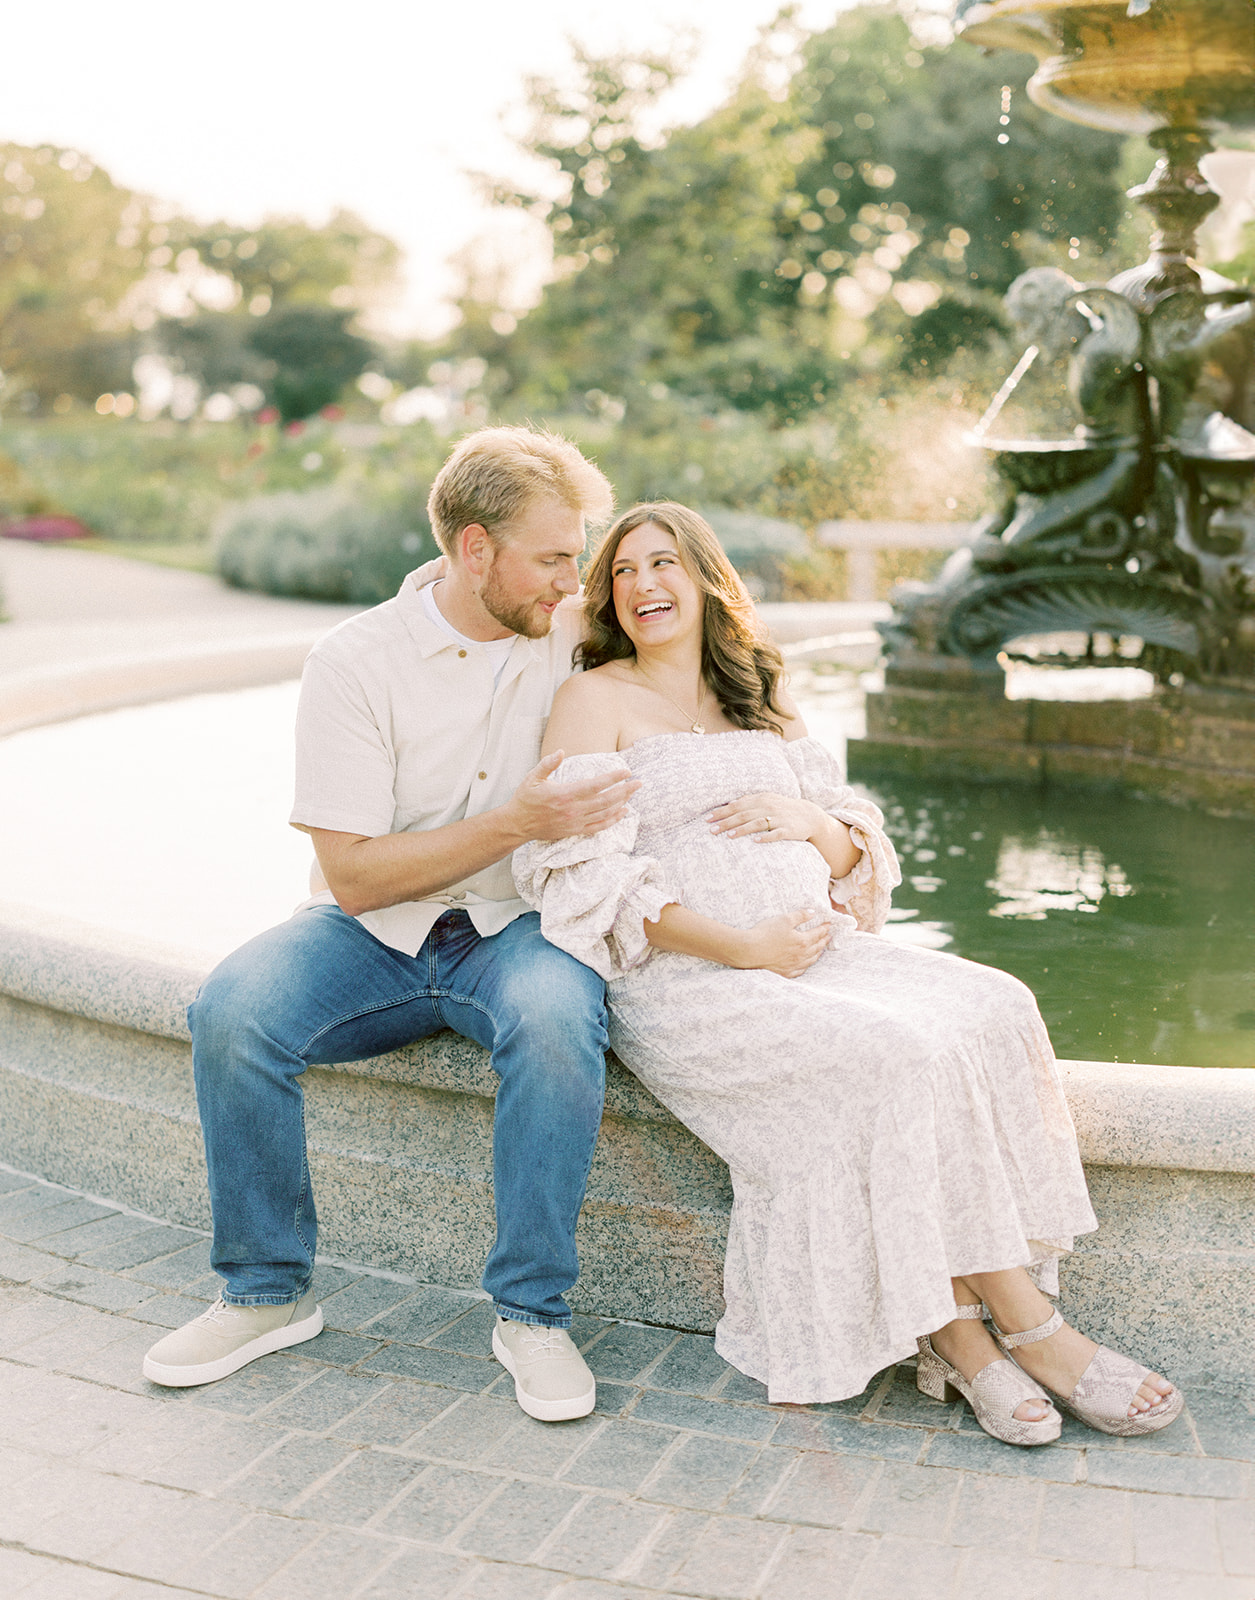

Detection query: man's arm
xmin=308 ymin=752 xmax=638 ymax=916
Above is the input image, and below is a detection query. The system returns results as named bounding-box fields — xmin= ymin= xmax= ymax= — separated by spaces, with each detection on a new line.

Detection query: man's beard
xmin=480 ymin=562 xmax=553 ymax=639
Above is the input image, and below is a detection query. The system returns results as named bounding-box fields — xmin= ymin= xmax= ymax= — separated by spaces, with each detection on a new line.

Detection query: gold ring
xmin=764 ymin=816 xmax=772 ymax=831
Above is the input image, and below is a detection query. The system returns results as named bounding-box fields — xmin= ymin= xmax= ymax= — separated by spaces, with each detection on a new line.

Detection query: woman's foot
xmin=964 ymin=1272 xmax=1175 ymax=1421
xmin=928 ymin=1311 xmax=1053 ymax=1425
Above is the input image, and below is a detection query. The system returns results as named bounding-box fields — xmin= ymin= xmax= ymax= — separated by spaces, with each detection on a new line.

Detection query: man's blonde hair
xmin=427 ymin=426 xmax=613 ymax=556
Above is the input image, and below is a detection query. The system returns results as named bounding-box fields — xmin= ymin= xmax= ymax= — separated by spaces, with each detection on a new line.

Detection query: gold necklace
xmin=636 ymin=666 xmax=710 ymax=733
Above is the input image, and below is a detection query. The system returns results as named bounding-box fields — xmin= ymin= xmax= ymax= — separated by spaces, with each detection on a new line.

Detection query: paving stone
xmin=332 ymin=1380 xmax=455 ymax=1447
xmin=923 ymin=1430 xmax=1079 ymax=1481
xmin=123 ymin=1240 xmax=216 ymax=1290
xmin=665 ymin=1513 xmax=790 ymax=1600
xmin=20 ymin=1464 xmax=188 ymax=1563
xmin=151 ymin=1417 xmax=290 ymax=1492
xmin=97 ymin=1494 xmax=246 ymax=1585
xmin=722 ymin=1445 xmax=802 ymax=1516
xmin=541 ymin=1494 xmax=666 ymax=1578
xmin=1144 ymin=1577 xmax=1254 ymax=1600
xmin=948 ymin=1471 xmax=1043 ymax=1549
xmin=378 ymin=1462 xmax=503 ymax=1540
xmin=1035 ymin=1481 xmax=1134 ymax=1565
xmin=953 ymin=1546 xmax=1059 ymax=1597
xmin=1216 ymin=1496 xmax=1255 ymax=1575
xmin=1087 ymin=1448 xmax=1247 ymax=1498
xmin=356 ymin=1547 xmax=474 ymax=1600
xmin=29 ymin=1266 xmax=153 ymax=1312
xmin=872 ymin=1369 xmax=959 ymax=1430
xmin=318 ymin=1278 xmax=427 ymax=1331
xmin=756 ymin=1526 xmax=875 ymax=1600
xmin=22 ymin=1562 xmax=166 ymax=1600
xmin=262 ymin=1368 xmax=391 ymax=1432
xmin=226 ymin=1433 xmax=356 ymax=1512
xmin=715 ymin=1368 xmax=772 ymax=1406
xmin=0 ymin=1170 xmax=36 ymax=1194
xmin=77 ymin=1226 xmax=201 ymax=1272
xmin=10 ymin=1304 xmax=142 ymax=1378
xmin=77 ymin=1325 xmax=183 ymax=1395
xmin=626 ymin=1508 xmax=710 ymax=1590
xmin=582 ymin=1323 xmax=679 ymax=1382
xmin=296 ymin=1448 xmax=426 ymax=1525
xmin=358 ymin=1342 xmax=499 ymax=1391
xmin=187 ymin=1352 xmax=324 ymax=1416
xmin=859 ymin=1460 xmax=961 ymax=1540
xmin=35 ymin=1211 xmax=154 ymax=1259
xmin=0 ymin=1241 xmax=67 ymax=1284
xmin=405 ymin=1393 xmax=521 ymax=1463
xmin=0 ymin=1186 xmax=98 ymax=1230
xmin=592 ymin=1380 xmax=641 ymax=1418
xmin=299 ymin=1328 xmax=385 ymax=1368
xmin=568 ymin=1313 xmax=610 ymax=1350
xmin=764 ymin=1450 xmax=880 ymax=1528
xmin=255 ymin=1527 xmax=400 ymax=1599
xmin=1130 ymin=1490 xmax=1222 ymax=1573
xmin=482 ymin=1409 xmax=602 ymax=1477
xmin=0 ymin=1291 xmax=97 ymax=1353
xmin=560 ymin=1419 xmax=677 ymax=1492
xmin=645 ymin=1334 xmax=730 ymax=1396
xmin=177 ymin=1510 xmax=323 ymax=1600
xmin=1183 ymin=1395 xmax=1255 ymax=1463
xmin=769 ymin=1412 xmax=926 ymax=1462
xmin=630 ymin=1390 xmax=778 ymax=1442
xmin=423 ymin=1299 xmax=498 ymax=1354
xmin=308 ymin=1263 xmax=367 ymax=1299
xmin=360 ymin=1286 xmax=479 ymax=1346
xmin=455 ymin=1476 xmax=584 ymax=1562
xmin=121 ymin=1293 xmax=214 ymax=1330
xmin=460 ymin=1565 xmax=567 ymax=1599
xmin=7 ymin=1198 xmax=119 ymax=1243
xmin=641 ymin=1433 xmax=762 ymax=1511
xmin=854 ymin=1536 xmax=963 ymax=1600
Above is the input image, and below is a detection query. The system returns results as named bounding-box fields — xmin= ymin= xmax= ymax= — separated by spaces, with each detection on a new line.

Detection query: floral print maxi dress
xmin=514 ymin=730 xmax=1097 ymax=1404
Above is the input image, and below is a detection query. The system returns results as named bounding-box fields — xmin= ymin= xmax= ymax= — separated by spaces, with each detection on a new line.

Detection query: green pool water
xmin=859 ymin=774 xmax=1255 ymax=1068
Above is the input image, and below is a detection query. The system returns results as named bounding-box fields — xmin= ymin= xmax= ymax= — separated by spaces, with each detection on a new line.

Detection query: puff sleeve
xmin=781 ymin=737 xmax=901 ymax=935
xmin=512 ymin=753 xmax=675 ymax=981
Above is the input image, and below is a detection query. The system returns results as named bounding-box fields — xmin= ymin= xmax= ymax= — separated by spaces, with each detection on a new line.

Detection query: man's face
xmin=478 ymin=494 xmax=585 ymax=639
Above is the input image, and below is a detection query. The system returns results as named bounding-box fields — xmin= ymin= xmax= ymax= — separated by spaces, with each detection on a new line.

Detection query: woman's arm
xmin=645 ymin=902 xmax=832 ymax=979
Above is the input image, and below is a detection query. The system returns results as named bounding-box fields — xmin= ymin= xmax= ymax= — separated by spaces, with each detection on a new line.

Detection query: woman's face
xmin=610 ymin=521 xmax=704 ymax=653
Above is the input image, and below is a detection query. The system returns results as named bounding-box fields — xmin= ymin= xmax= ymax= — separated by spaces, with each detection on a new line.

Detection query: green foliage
xmin=451 ymin=5 xmax=1132 ymax=424
xmin=215 ymin=485 xmax=438 ymax=604
xmin=245 ymin=305 xmax=376 ymax=422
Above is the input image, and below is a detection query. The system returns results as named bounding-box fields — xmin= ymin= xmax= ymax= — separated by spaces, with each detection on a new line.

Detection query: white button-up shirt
xmin=289 ymin=570 xmax=583 ymax=956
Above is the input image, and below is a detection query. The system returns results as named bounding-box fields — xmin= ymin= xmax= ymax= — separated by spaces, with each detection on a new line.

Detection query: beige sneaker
xmin=142 ymin=1290 xmax=323 ymax=1387
xmin=492 ymin=1316 xmax=596 ymax=1421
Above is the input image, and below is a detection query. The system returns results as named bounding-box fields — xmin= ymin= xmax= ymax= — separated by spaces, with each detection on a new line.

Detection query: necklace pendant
xmin=691 ymin=721 xmax=705 ymax=734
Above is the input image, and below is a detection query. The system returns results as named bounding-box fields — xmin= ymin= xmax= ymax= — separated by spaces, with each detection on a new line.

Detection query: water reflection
xmin=864 ymin=776 xmax=1255 ymax=1068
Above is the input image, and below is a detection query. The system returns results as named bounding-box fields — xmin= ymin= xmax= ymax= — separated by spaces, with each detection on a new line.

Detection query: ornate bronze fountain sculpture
xmin=854 ymin=0 xmax=1255 ymax=812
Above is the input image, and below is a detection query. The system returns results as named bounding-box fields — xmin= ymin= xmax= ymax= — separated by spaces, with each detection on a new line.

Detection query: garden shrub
xmin=215 ymin=486 xmax=438 ymax=604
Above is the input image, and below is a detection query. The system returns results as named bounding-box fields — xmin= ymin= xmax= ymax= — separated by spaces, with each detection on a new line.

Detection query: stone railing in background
xmin=817 ymin=521 xmax=977 ymax=604
xmin=1 ymin=900 xmax=1251 ymax=1395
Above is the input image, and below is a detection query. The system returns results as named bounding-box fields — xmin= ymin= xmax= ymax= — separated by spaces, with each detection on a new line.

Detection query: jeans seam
xmin=298 ymin=989 xmax=438 ymax=1056
xmin=495 ymin=1305 xmax=572 ymax=1329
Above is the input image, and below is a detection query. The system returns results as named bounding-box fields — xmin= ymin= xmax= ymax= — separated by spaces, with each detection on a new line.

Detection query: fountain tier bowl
xmin=959 ymin=0 xmax=1255 ymax=135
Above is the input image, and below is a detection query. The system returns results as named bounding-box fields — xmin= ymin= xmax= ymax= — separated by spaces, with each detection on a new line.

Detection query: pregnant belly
xmin=659 ymin=829 xmax=835 ymax=929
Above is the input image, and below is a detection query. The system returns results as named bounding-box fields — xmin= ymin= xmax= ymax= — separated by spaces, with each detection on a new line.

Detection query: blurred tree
xmin=0 ymin=143 xmax=157 ymax=409
xmin=246 ymin=304 xmax=376 ymax=423
xmin=454 ymin=5 xmax=1131 ymax=420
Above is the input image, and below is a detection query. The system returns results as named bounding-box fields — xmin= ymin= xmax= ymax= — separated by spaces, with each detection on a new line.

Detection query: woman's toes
xmin=1128 ymin=1376 xmax=1172 ymax=1415
xmin=1013 ymin=1399 xmax=1051 ymax=1423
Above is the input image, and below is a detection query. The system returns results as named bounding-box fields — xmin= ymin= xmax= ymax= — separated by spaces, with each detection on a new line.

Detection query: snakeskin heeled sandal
xmin=991 ymin=1309 xmax=1185 ymax=1437
xmin=915 ymin=1303 xmax=1061 ymax=1447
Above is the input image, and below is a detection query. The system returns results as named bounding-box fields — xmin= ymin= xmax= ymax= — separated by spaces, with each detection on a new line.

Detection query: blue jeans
xmin=188 ymin=905 xmax=607 ymax=1327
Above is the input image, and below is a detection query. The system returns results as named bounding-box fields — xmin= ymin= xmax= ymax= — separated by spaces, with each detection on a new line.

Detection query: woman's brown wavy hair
xmin=577 ymin=502 xmax=788 ymax=734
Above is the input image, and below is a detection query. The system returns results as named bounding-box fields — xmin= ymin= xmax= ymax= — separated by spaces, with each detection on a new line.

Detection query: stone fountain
xmin=850 ymin=0 xmax=1255 ymax=815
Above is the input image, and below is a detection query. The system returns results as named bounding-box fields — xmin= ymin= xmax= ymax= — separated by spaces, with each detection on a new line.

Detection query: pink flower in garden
xmin=256 ymin=407 xmax=279 ymax=425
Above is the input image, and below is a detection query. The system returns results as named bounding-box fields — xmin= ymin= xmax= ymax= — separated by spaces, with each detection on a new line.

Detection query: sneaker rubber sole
xmin=142 ymin=1302 xmax=325 ymax=1387
xmin=492 ymin=1323 xmax=596 ymax=1421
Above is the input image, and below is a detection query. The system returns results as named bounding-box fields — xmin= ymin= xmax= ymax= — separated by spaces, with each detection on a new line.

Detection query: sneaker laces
xmin=519 ymin=1327 xmax=570 ymax=1359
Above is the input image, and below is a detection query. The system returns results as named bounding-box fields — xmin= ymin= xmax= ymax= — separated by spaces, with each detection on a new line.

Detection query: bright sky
xmin=2 ymin=0 xmax=882 ymax=337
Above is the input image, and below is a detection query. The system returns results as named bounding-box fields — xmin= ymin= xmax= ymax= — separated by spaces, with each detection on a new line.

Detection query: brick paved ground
xmin=0 ymin=1165 xmax=1251 ymax=1600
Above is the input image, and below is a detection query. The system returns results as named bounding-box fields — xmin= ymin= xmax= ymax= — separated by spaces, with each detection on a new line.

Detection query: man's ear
xmin=458 ymin=522 xmax=495 ymax=577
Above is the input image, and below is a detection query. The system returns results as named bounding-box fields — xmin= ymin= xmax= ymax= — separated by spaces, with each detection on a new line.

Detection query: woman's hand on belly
xmin=707 ymin=791 xmax=861 ymax=880
xmin=731 ymin=908 xmax=832 ymax=979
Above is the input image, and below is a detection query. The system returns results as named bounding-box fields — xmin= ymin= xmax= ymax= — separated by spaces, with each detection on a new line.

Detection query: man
xmin=143 ymin=426 xmax=635 ymax=1422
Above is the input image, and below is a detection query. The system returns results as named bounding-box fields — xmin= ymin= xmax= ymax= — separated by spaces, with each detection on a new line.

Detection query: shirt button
xmin=458 ymin=649 xmax=467 ymax=658
xmin=478 ymin=771 xmax=487 ymax=780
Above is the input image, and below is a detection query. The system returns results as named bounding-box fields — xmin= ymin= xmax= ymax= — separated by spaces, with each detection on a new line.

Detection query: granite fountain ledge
xmin=0 ymin=900 xmax=1251 ymax=1394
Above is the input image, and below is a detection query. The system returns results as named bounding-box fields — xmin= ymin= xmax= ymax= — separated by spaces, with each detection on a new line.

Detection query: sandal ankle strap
xmin=994 ymin=1309 xmax=1064 ymax=1349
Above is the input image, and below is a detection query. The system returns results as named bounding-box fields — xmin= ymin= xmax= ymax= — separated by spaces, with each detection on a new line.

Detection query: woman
xmin=514 ymin=502 xmax=1182 ymax=1446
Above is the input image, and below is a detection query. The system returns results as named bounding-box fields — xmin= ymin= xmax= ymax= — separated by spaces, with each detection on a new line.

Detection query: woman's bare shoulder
xmin=544 ymin=665 xmax=633 ymax=756
xmin=774 ymin=683 xmax=810 ymax=742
